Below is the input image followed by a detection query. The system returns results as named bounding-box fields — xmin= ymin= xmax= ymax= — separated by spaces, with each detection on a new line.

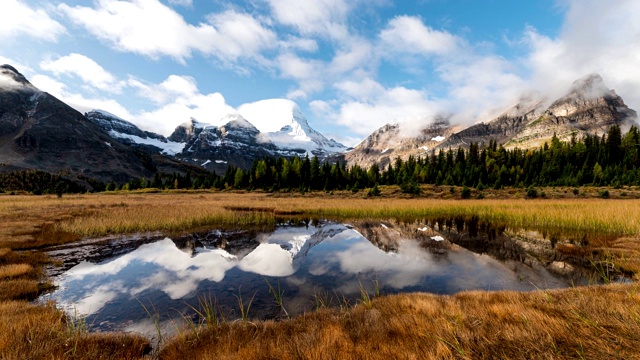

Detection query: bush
xmin=367 ymin=183 xmax=381 ymax=197
xmin=526 ymin=186 xmax=538 ymax=199
xmin=400 ymin=180 xmax=420 ymax=195
xmin=461 ymin=186 xmax=471 ymax=199
xmin=600 ymin=190 xmax=610 ymax=198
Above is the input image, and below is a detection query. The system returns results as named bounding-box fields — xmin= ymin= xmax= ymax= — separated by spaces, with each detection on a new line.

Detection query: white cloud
xmin=59 ymin=0 xmax=274 ymax=64
xmin=128 ymin=75 xmax=199 ymax=104
xmin=334 ymin=78 xmax=384 ymax=100
xmin=206 ymin=10 xmax=278 ymax=62
xmin=436 ymin=55 xmax=526 ymax=124
xmin=129 ymin=75 xmax=235 ymax=135
xmin=524 ymin=0 xmax=640 ymax=113
xmin=380 ymin=16 xmax=461 ymax=56
xmin=168 ymin=0 xmax=192 ymax=6
xmin=30 ymin=73 xmax=133 ymax=120
xmin=276 ymin=53 xmax=325 ymax=95
xmin=315 ymin=82 xmax=441 ymax=139
xmin=0 ymin=0 xmax=65 ymax=41
xmin=59 ymin=0 xmax=215 ymax=62
xmin=40 ymin=53 xmax=123 ymax=92
xmin=266 ymin=0 xmax=350 ymax=39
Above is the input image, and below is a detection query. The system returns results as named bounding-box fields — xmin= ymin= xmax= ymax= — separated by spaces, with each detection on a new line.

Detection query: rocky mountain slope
xmin=346 ymin=74 xmax=638 ymax=168
xmin=344 ymin=117 xmax=462 ymax=169
xmin=0 ymin=65 xmax=203 ymax=185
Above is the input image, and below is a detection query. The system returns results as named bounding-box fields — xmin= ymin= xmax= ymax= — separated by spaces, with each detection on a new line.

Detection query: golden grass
xmin=0 ymin=279 xmax=41 ymax=301
xmin=0 ymin=192 xmax=631 ymax=239
xmin=0 ymin=263 xmax=33 ymax=279
xmin=0 ymin=190 xmax=639 ymax=359
xmin=159 ymin=283 xmax=640 ymax=359
xmin=0 ymin=301 xmax=150 ymax=360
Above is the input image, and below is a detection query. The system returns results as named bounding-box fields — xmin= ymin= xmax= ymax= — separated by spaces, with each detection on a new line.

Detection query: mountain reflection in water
xmin=42 ymin=221 xmax=572 ymax=334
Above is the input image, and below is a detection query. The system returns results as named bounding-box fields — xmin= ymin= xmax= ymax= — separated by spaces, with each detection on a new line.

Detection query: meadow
xmin=0 ymin=187 xmax=639 ymax=359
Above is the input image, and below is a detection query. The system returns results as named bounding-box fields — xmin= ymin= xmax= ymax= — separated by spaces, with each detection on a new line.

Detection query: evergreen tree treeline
xmin=3 ymin=125 xmax=640 ymax=194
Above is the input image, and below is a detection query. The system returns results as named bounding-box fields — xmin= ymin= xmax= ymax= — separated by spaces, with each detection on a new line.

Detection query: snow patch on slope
xmin=108 ymin=131 xmax=185 ymax=155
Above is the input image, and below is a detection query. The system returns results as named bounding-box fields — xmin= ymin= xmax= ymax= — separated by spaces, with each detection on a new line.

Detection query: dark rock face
xmin=176 ymin=115 xmax=279 ymax=173
xmin=85 ymin=110 xmax=174 ymax=154
xmin=168 ymin=119 xmax=203 ymax=143
xmin=0 ymin=65 xmax=203 ymax=183
xmin=86 ymin=110 xmax=165 ymax=141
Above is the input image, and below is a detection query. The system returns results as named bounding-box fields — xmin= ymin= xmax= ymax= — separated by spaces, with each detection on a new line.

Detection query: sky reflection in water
xmin=43 ymin=222 xmax=568 ymax=333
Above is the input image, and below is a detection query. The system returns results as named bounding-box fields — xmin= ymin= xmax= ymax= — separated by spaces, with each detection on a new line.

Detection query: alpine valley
xmin=0 ymin=64 xmax=637 ymax=186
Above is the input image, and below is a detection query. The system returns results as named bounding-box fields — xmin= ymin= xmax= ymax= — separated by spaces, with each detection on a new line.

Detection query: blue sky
xmin=2 ymin=0 xmax=639 ymax=146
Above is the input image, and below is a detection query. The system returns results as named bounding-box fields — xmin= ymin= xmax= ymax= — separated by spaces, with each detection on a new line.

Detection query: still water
xmin=41 ymin=220 xmax=574 ymax=335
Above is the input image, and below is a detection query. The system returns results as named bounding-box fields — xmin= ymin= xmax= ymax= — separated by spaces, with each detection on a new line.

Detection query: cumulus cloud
xmin=129 ymin=75 xmax=235 ymax=135
xmin=59 ymin=0 xmax=275 ymax=64
xmin=524 ymin=0 xmax=640 ymax=112
xmin=0 ymin=0 xmax=65 ymax=41
xmin=380 ymin=16 xmax=461 ymax=56
xmin=30 ymin=74 xmax=134 ymax=120
xmin=265 ymin=0 xmax=350 ymax=39
xmin=314 ymin=79 xmax=441 ymax=140
xmin=168 ymin=0 xmax=192 ymax=6
xmin=40 ymin=53 xmax=124 ymax=93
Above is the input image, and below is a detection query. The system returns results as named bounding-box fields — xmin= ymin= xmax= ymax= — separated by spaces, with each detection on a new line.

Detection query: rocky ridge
xmin=346 ymin=74 xmax=638 ymax=168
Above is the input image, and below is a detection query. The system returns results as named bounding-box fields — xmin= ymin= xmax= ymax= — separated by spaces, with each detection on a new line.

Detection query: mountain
xmin=0 ymin=65 xmax=203 ymax=185
xmin=86 ymin=110 xmax=185 ymax=156
xmin=346 ymin=74 xmax=638 ymax=168
xmin=91 ymin=99 xmax=347 ymax=174
xmin=344 ymin=117 xmax=461 ymax=169
xmin=173 ymin=114 xmax=279 ymax=173
xmin=238 ymin=99 xmax=346 ymax=156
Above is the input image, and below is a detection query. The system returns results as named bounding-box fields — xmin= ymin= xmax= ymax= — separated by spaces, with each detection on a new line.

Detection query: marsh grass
xmin=1 ymin=191 xmax=640 ymax=359
xmin=138 ymin=299 xmax=164 ymax=347
xmin=0 ymin=301 xmax=150 ymax=359
xmin=0 ymin=263 xmax=33 ymax=279
xmin=235 ymin=287 xmax=256 ymax=323
xmin=159 ymin=284 xmax=640 ymax=359
xmin=263 ymin=277 xmax=289 ymax=319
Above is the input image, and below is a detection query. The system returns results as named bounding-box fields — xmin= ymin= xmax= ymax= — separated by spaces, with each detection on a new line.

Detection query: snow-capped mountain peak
xmin=238 ymin=98 xmax=346 ymax=155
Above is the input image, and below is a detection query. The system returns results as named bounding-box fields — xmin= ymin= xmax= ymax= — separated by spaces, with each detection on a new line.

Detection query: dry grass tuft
xmin=160 ymin=284 xmax=640 ymax=360
xmin=0 ymin=264 xmax=33 ymax=279
xmin=0 ymin=279 xmax=42 ymax=301
xmin=0 ymin=301 xmax=150 ymax=360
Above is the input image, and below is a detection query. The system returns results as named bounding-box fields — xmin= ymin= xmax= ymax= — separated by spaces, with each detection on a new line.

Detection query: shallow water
xmin=40 ymin=220 xmax=575 ymax=335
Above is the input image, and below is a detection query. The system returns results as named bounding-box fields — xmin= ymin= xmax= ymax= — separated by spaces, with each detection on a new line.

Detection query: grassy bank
xmin=160 ymin=284 xmax=640 ymax=359
xmin=0 ymin=189 xmax=639 ymax=359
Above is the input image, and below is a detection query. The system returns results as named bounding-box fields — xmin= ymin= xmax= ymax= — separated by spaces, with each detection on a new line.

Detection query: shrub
xmin=400 ymin=180 xmax=420 ymax=195
xmin=461 ymin=186 xmax=471 ymax=199
xmin=367 ymin=183 xmax=381 ymax=197
xmin=526 ymin=187 xmax=538 ymax=199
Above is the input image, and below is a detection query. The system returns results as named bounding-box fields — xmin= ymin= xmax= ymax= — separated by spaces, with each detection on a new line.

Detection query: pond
xmin=39 ymin=219 xmax=587 ymax=337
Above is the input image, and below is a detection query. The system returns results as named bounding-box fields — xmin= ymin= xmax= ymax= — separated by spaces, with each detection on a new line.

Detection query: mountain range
xmin=345 ymin=74 xmax=637 ymax=169
xmin=0 ymin=63 xmax=637 ymax=185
